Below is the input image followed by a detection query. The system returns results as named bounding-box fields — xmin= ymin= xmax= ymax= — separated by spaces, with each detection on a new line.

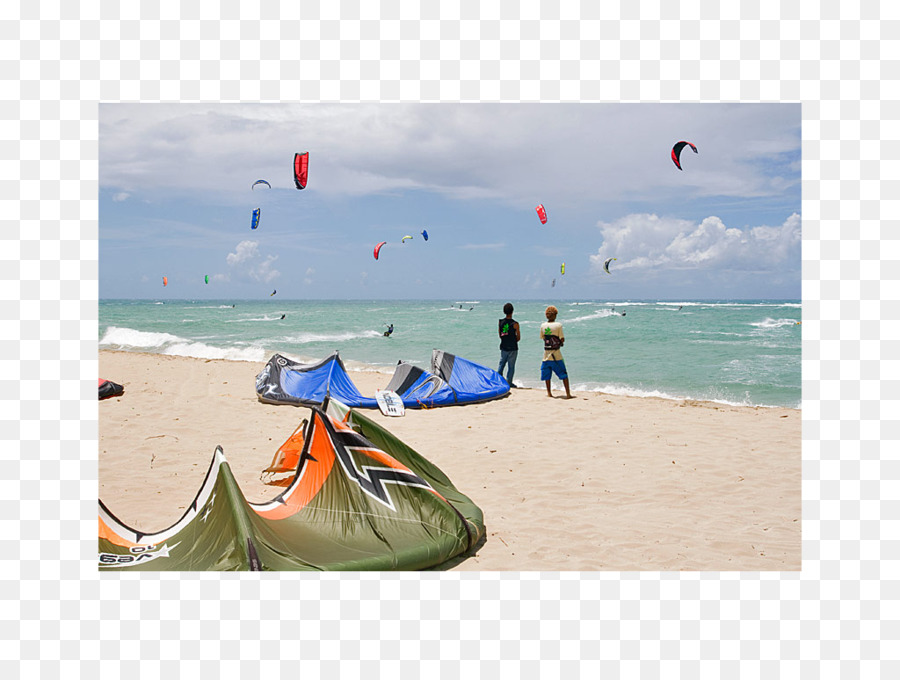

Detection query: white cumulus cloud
xmin=590 ymin=213 xmax=800 ymax=273
xmin=225 ymin=240 xmax=280 ymax=283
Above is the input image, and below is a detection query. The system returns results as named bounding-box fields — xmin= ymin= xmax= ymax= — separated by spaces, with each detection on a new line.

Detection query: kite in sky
xmin=671 ymin=141 xmax=698 ymax=170
xmin=603 ymin=257 xmax=616 ymax=274
xmin=374 ymin=241 xmax=387 ymax=260
xmin=251 ymin=208 xmax=261 ymax=230
xmin=536 ymin=204 xmax=547 ymax=224
xmin=421 ymin=230 xmax=429 ymax=241
xmin=294 ymin=152 xmax=309 ymax=189
xmin=252 ymin=180 xmax=271 ymax=190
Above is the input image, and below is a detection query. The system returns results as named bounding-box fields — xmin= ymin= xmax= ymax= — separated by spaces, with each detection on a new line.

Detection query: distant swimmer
xmin=383 ymin=323 xmax=394 ymax=337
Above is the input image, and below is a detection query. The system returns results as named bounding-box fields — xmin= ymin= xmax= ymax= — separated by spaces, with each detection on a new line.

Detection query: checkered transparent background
xmin=3 ymin=2 xmax=895 ymax=677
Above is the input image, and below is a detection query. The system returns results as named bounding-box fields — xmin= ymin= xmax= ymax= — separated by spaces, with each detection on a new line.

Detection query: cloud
xmin=112 ymin=192 xmax=130 ymax=202
xmin=99 ymin=103 xmax=799 ymax=207
xmin=225 ymin=240 xmax=280 ymax=283
xmin=590 ymin=212 xmax=801 ymax=273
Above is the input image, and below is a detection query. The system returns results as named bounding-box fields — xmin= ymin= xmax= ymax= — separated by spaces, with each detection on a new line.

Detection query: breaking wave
xmin=567 ymin=309 xmax=622 ymax=323
xmin=750 ymin=318 xmax=800 ymax=329
xmin=279 ymin=330 xmax=384 ymax=344
xmin=99 ymin=326 xmax=267 ymax=362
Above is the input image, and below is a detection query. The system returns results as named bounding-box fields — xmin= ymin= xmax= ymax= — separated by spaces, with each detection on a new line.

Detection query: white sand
xmin=99 ymin=350 xmax=800 ymax=570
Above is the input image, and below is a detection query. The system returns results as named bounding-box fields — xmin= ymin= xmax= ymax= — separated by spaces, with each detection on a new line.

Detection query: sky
xmin=99 ymin=103 xmax=801 ymax=301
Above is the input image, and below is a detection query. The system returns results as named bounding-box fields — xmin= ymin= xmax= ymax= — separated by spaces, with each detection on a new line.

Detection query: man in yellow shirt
xmin=539 ymin=305 xmax=573 ymax=399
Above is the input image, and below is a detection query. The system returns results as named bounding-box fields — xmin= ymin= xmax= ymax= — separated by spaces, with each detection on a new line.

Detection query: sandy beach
xmin=99 ymin=350 xmax=800 ymax=571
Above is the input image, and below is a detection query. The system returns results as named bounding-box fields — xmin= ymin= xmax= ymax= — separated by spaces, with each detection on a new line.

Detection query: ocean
xmin=99 ymin=299 xmax=802 ymax=409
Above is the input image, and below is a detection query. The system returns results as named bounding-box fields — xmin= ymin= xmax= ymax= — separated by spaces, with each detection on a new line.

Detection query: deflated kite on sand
xmin=255 ymin=350 xmax=510 ymax=409
xmin=98 ymin=399 xmax=484 ymax=571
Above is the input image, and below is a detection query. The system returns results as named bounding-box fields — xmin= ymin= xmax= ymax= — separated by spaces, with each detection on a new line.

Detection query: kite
xmin=401 ymin=235 xmax=413 ymax=243
xmin=98 ymin=398 xmax=485 ymax=571
xmin=162 ymin=276 xmax=167 ymax=287
xmin=251 ymin=208 xmax=261 ymax=230
xmin=294 ymin=152 xmax=309 ymax=189
xmin=551 ymin=278 xmax=556 ymax=288
xmin=603 ymin=257 xmax=616 ymax=274
xmin=561 ymin=262 xmax=566 ymax=275
xmin=270 ymin=290 xmax=277 ymax=297
xmin=252 ymin=180 xmax=271 ymax=190
xmin=374 ymin=241 xmax=387 ymax=260
xmin=256 ymin=350 xmax=510 ymax=409
xmin=204 ymin=275 xmax=209 ymax=284
xmin=671 ymin=141 xmax=698 ymax=170
xmin=421 ymin=229 xmax=429 ymax=241
xmin=99 ymin=378 xmax=124 ymax=400
xmin=536 ymin=204 xmax=548 ymax=224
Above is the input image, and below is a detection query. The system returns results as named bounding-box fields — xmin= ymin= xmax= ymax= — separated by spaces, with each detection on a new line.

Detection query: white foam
xmin=100 ymin=326 xmax=182 ymax=349
xmin=279 ymin=330 xmax=384 ymax=344
xmin=570 ymin=382 xmax=786 ymax=409
xmin=162 ymin=342 xmax=268 ymax=362
xmin=223 ymin=316 xmax=286 ymax=322
xmin=100 ymin=325 xmax=268 ymax=362
xmin=750 ymin=317 xmax=800 ymax=329
xmin=600 ymin=301 xmax=652 ymax=307
xmin=567 ymin=309 xmax=621 ymax=323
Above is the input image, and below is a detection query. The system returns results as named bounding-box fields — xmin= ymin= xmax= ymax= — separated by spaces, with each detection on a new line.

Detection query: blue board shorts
xmin=541 ymin=359 xmax=568 ymax=381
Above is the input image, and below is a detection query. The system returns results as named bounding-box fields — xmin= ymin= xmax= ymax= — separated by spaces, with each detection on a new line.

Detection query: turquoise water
xmin=99 ymin=299 xmax=801 ymax=409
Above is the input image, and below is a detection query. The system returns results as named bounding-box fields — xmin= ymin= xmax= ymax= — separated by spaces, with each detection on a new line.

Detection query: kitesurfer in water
xmin=384 ymin=324 xmax=394 ymax=337
xmin=280 ymin=314 xmax=286 ymax=320
xmin=497 ymin=303 xmax=520 ymax=388
xmin=540 ymin=305 xmax=572 ymax=399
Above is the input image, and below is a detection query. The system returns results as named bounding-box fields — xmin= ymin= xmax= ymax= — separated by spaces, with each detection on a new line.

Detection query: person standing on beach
xmin=497 ymin=302 xmax=520 ymax=388
xmin=540 ymin=305 xmax=572 ymax=399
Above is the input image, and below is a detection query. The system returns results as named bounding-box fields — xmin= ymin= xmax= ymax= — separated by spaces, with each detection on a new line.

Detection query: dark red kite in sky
xmin=294 ymin=152 xmax=309 ymax=189
xmin=671 ymin=141 xmax=698 ymax=170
